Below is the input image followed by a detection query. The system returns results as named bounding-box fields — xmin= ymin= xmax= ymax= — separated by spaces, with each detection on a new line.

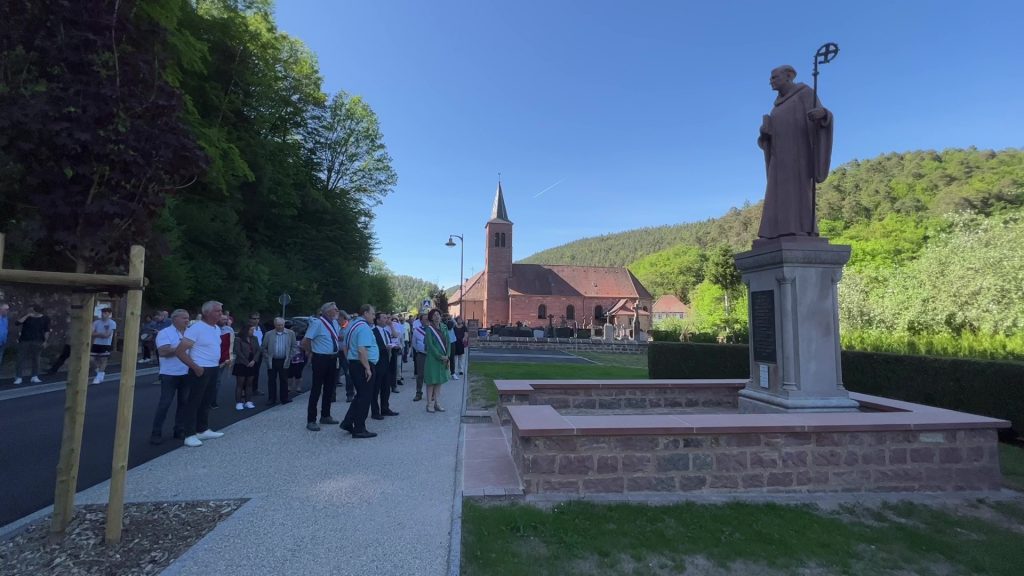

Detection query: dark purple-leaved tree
xmin=0 ymin=0 xmax=206 ymax=273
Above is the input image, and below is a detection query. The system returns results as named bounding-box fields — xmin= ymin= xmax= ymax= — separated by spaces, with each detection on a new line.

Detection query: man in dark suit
xmin=262 ymin=317 xmax=296 ymax=406
xmin=370 ymin=312 xmax=399 ymax=420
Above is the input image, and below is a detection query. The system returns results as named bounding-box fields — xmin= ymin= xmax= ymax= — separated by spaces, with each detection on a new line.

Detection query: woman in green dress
xmin=423 ymin=309 xmax=450 ymax=412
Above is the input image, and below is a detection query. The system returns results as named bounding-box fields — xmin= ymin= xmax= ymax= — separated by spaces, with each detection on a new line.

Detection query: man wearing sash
xmin=340 ymin=304 xmax=379 ymax=438
xmin=301 ymin=302 xmax=342 ymax=431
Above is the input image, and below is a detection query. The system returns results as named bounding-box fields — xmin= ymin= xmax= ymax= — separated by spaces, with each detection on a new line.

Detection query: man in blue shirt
xmin=301 ymin=302 xmax=342 ymax=431
xmin=340 ymin=304 xmax=379 ymax=438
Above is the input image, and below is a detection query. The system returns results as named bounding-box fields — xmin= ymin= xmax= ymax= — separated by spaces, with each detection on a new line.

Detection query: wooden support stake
xmin=105 ymin=245 xmax=145 ymax=544
xmin=50 ymin=291 xmax=96 ymax=539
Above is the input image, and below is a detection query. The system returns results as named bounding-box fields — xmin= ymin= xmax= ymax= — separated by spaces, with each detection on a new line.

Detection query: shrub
xmin=648 ymin=342 xmax=748 ymax=379
xmin=650 ymin=329 xmax=682 ymax=342
xmin=648 ymin=342 xmax=1024 ymax=435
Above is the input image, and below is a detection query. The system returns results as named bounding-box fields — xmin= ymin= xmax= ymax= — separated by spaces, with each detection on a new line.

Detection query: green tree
xmin=628 ymin=245 xmax=706 ymax=302
xmin=0 ymin=0 xmax=206 ymax=273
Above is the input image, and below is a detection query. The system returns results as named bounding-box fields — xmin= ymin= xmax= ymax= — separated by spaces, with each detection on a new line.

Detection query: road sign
xmin=421 ymin=298 xmax=432 ymax=312
xmin=278 ymin=293 xmax=292 ymax=306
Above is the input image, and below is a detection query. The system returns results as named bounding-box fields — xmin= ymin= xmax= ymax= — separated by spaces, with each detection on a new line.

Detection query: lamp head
xmin=445 ymin=237 xmax=456 ymax=247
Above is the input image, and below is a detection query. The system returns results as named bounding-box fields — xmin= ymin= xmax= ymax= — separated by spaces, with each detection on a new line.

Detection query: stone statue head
xmin=769 ymin=65 xmax=797 ymax=92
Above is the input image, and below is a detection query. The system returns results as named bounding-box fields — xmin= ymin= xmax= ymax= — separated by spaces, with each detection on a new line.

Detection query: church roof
xmin=488 ymin=181 xmax=511 ymax=224
xmin=506 ymin=264 xmax=652 ymax=299
xmin=653 ymin=294 xmax=689 ymax=314
xmin=449 ymin=271 xmax=484 ymax=304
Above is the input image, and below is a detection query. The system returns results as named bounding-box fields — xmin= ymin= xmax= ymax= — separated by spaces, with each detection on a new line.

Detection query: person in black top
xmin=14 ymin=304 xmax=50 ymax=384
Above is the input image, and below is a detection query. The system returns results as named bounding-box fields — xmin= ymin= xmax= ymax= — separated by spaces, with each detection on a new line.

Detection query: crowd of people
xmin=148 ymin=301 xmax=469 ymax=446
xmin=1 ymin=299 xmax=470 ymax=448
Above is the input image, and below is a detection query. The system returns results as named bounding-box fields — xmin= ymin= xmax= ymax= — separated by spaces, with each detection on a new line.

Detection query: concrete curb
xmin=447 ymin=353 xmax=471 ymax=576
xmin=0 ymin=367 xmax=160 ymax=402
xmin=159 ymin=497 xmax=257 ymax=576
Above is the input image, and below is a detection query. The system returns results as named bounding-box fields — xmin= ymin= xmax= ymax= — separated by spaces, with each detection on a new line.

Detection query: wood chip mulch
xmin=0 ymin=499 xmax=245 ymax=576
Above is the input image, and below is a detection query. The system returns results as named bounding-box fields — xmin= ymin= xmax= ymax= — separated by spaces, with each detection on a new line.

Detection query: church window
xmin=494 ymin=232 xmax=500 ymax=247
xmin=594 ymin=305 xmax=604 ymax=320
xmin=566 ymin=305 xmax=575 ymax=320
xmin=500 ymin=232 xmax=506 ymax=247
xmin=537 ymin=304 xmax=547 ymax=319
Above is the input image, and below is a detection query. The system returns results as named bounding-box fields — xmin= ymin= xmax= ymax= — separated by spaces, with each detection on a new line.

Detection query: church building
xmin=449 ymin=182 xmax=653 ymax=330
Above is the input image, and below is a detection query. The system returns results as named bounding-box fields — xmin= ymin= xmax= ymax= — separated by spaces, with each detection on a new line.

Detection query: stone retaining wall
xmin=512 ymin=428 xmax=1002 ymax=495
xmin=497 ymin=380 xmax=743 ymax=423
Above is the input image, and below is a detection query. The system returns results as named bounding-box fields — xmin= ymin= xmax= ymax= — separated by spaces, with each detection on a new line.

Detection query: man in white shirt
xmin=90 ymin=308 xmax=117 ymax=384
xmin=175 ymin=301 xmax=227 ymax=447
xmin=149 ymin=309 xmax=191 ymax=445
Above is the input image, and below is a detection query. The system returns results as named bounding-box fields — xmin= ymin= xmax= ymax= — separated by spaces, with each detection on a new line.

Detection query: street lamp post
xmin=445 ymin=234 xmax=464 ymax=317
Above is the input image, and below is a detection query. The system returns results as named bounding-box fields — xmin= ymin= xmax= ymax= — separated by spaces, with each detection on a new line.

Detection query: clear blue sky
xmin=274 ymin=0 xmax=1024 ymax=289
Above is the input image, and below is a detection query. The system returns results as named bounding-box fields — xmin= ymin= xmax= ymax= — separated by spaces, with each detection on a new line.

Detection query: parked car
xmin=286 ymin=316 xmax=313 ymax=339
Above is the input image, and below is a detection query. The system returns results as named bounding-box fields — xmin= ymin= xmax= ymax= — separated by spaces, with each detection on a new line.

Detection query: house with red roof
xmin=652 ymin=294 xmax=690 ymax=324
xmin=449 ymin=182 xmax=653 ymax=329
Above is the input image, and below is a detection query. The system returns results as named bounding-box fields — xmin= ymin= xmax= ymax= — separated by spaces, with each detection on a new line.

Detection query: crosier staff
xmin=811 ymin=42 xmax=839 ymax=226
xmin=812 ymin=42 xmax=839 ymax=106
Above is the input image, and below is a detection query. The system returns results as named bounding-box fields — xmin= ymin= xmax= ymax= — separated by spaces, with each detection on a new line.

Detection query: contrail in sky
xmin=533 ymin=177 xmax=565 ymax=198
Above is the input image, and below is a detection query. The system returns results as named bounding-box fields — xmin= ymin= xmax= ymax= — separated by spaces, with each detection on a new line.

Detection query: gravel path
xmin=70 ymin=361 xmax=465 ymax=576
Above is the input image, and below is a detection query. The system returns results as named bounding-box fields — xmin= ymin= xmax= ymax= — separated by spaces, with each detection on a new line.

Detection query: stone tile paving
xmin=462 ymin=423 xmax=522 ymax=497
xmin=71 ymin=359 xmax=465 ymax=576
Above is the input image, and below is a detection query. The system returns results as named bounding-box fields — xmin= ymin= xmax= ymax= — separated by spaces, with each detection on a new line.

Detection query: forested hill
xmin=519 ymin=148 xmax=1024 ymax=267
xmin=518 ymin=205 xmax=761 ymax=267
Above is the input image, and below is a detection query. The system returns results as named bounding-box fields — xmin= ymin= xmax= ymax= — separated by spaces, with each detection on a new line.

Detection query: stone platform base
xmin=504 ymin=384 xmax=1010 ymax=496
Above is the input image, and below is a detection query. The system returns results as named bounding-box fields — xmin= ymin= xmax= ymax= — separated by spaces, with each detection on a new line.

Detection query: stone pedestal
xmin=734 ymin=237 xmax=860 ymax=413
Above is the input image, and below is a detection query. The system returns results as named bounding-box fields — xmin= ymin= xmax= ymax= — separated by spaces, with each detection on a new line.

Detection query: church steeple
xmin=483 ymin=178 xmax=513 ymax=326
xmin=489 ymin=181 xmax=511 ymax=224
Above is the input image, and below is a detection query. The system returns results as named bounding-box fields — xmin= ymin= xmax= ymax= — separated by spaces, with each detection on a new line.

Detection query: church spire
xmin=489 ymin=179 xmax=511 ymax=224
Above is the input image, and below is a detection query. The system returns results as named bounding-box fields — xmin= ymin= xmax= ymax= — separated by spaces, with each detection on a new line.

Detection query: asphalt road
xmin=0 ymin=368 xmax=312 ymax=527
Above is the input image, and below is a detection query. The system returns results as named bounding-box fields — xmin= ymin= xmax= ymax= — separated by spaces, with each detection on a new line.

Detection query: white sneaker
xmin=196 ymin=429 xmax=224 ymax=440
xmin=184 ymin=435 xmax=203 ymax=447
xmin=31 ymin=376 xmax=43 ymax=383
xmin=244 ymin=401 xmax=255 ymax=409
xmin=93 ymin=372 xmax=104 ymax=384
xmin=12 ymin=378 xmax=22 ymax=385
xmin=235 ymin=402 xmax=245 ymax=411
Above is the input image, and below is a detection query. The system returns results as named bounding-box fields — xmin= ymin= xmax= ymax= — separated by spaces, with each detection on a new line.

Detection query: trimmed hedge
xmin=648 ymin=342 xmax=1024 ymax=436
xmin=648 ymin=342 xmax=749 ymax=379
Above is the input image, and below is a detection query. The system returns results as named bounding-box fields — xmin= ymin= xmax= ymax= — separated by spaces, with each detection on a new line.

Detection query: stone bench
xmin=506 ymin=393 xmax=1010 ymax=496
xmin=495 ymin=379 xmax=747 ymax=423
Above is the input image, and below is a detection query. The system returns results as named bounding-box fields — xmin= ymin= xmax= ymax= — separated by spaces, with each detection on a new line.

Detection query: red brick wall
xmin=483 ymin=221 xmax=513 ymax=326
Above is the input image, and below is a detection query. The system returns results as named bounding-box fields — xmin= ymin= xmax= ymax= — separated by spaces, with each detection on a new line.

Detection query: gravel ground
xmin=0 ymin=500 xmax=244 ymax=576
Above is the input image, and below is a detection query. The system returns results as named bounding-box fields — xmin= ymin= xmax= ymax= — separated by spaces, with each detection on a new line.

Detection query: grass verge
xmin=1001 ymin=443 xmax=1024 ymax=490
xmin=571 ymin=350 xmax=649 ymax=369
xmin=462 ymin=499 xmax=1024 ymax=576
xmin=466 ymin=361 xmax=648 ymax=409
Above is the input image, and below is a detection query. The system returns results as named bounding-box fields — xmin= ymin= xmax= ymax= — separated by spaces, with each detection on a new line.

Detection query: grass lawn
xmin=462 ymin=498 xmax=1024 ymax=576
xmin=572 ymin=350 xmax=649 ymax=369
xmin=1001 ymin=443 xmax=1024 ymax=491
xmin=467 ymin=361 xmax=648 ymax=409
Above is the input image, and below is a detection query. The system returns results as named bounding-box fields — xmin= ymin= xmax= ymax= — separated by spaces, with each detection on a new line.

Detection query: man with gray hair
xmin=301 ymin=301 xmax=342 ymax=431
xmin=149 ymin=309 xmax=191 ymax=444
xmin=176 ymin=300 xmax=227 ymax=447
xmin=262 ymin=317 xmax=295 ymax=406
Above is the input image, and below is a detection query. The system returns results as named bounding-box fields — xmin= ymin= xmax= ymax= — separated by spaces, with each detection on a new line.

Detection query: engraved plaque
xmin=751 ymin=290 xmax=777 ymax=364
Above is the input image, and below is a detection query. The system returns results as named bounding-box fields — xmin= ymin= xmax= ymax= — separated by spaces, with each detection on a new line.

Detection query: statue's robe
xmin=757 ymin=82 xmax=833 ymax=239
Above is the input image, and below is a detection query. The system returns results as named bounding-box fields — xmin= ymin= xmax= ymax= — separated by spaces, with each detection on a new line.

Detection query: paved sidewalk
xmin=70 ymin=360 xmax=465 ymax=576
